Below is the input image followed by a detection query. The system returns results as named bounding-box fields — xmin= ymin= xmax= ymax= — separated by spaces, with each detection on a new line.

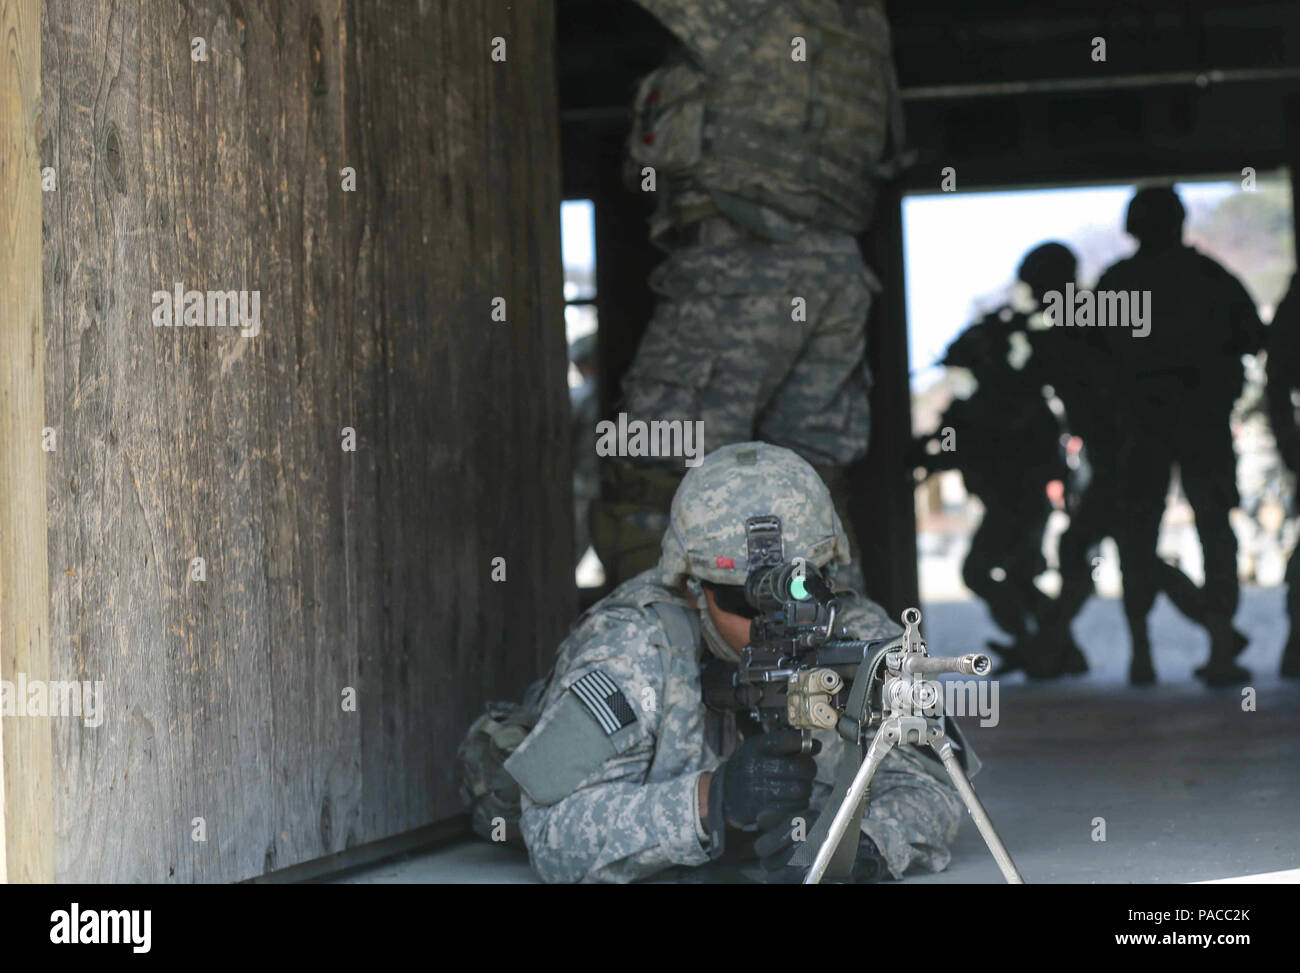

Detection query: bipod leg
xmin=932 ymin=738 xmax=1024 ymax=884
xmin=803 ymin=722 xmax=896 ymax=884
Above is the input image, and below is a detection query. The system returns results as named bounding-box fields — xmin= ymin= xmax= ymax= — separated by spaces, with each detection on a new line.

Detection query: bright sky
xmin=903 ymin=180 xmax=1239 ymax=391
xmin=561 ymin=199 xmax=596 ymax=287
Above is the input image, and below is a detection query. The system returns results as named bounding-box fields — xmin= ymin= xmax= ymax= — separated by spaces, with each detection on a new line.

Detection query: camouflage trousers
xmin=623 ymin=220 xmax=878 ymax=467
xmin=594 ymin=220 xmax=878 ymax=589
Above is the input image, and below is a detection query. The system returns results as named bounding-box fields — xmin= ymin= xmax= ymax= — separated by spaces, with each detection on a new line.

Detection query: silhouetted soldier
xmin=914 ymin=255 xmax=1067 ymax=669
xmin=1096 ymin=187 xmax=1263 ymax=686
xmin=994 ymin=242 xmax=1105 ymax=677
xmin=1021 ymin=243 xmax=1246 ymax=681
xmin=1266 ymin=274 xmax=1300 ymax=677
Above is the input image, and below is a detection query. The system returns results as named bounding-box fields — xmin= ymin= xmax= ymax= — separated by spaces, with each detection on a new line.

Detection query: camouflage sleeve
xmin=833 ymin=588 xmax=903 ymax=641
xmin=515 ymin=610 xmax=711 ymax=884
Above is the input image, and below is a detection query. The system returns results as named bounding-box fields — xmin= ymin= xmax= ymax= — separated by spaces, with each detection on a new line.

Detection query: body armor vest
xmin=627 ymin=0 xmax=900 ymax=242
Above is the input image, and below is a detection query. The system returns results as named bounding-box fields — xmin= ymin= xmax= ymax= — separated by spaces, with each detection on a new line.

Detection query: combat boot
xmin=1195 ymin=619 xmax=1249 ymax=687
xmin=1193 ymin=628 xmax=1248 ymax=677
xmin=1279 ymin=635 xmax=1300 ymax=677
xmin=1128 ymin=637 xmax=1156 ymax=685
xmin=1022 ymin=629 xmax=1088 ymax=679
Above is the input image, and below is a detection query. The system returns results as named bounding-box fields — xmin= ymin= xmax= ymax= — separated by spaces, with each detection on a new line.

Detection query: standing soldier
xmin=1010 ymin=243 xmax=1103 ymax=677
xmin=1096 ymin=187 xmax=1263 ymax=686
xmin=1266 ymin=274 xmax=1300 ymax=677
xmin=913 ymin=251 xmax=1069 ymax=673
xmin=1018 ymin=244 xmax=1243 ymax=681
xmin=592 ymin=0 xmax=903 ymax=592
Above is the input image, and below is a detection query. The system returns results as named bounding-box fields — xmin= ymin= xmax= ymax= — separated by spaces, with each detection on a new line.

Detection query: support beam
xmin=1288 ymin=96 xmax=1300 ymax=269
xmin=852 ymin=187 xmax=919 ymax=618
xmin=0 ymin=0 xmax=54 ymax=884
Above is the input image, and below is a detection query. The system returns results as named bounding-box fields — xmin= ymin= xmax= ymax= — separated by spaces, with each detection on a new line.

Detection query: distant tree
xmin=1187 ymin=179 xmax=1294 ymax=316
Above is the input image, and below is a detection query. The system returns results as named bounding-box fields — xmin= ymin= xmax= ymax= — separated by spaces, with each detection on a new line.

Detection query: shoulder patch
xmin=570 ymin=669 xmax=637 ymax=735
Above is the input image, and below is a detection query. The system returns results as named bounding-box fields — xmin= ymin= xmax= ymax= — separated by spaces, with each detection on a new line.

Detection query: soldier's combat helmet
xmin=658 ymin=442 xmax=851 ymax=587
xmin=1017 ymin=241 xmax=1077 ymax=301
xmin=1125 ymin=186 xmax=1185 ymax=246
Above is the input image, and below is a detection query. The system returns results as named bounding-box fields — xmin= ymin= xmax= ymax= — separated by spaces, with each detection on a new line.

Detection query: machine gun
xmin=701 ymin=556 xmax=1023 ymax=884
xmin=701 ymin=558 xmax=885 ymax=739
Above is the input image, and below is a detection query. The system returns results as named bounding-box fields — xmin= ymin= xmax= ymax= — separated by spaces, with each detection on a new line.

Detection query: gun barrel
xmin=902 ymin=653 xmax=991 ymax=676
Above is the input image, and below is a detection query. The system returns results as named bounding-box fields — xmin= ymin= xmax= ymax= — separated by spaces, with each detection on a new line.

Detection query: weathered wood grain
xmin=39 ymin=0 xmax=571 ymax=882
xmin=0 ymin=0 xmax=54 ymax=885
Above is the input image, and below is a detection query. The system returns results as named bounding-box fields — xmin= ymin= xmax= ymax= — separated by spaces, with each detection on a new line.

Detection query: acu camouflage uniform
xmin=509 ymin=443 xmax=964 ymax=883
xmin=594 ymin=0 xmax=899 ymax=588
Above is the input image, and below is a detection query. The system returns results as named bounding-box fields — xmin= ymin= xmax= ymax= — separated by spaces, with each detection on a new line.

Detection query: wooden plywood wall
xmin=6 ymin=0 xmax=573 ymax=882
xmin=1 ymin=0 xmax=53 ymax=884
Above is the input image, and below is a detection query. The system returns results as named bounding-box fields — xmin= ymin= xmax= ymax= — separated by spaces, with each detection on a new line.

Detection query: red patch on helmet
xmin=715 ymin=556 xmax=735 ymax=569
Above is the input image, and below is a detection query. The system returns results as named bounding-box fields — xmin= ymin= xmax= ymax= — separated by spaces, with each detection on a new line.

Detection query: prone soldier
xmin=507 ymin=443 xmax=965 ymax=883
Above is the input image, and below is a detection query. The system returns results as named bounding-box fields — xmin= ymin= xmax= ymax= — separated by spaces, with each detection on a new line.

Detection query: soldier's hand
xmin=713 ymin=728 xmax=820 ymax=830
xmin=753 ymin=806 xmax=814 ymax=883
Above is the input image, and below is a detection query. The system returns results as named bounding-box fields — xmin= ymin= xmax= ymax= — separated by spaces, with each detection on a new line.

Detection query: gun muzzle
xmin=902 ymin=653 xmax=991 ymax=676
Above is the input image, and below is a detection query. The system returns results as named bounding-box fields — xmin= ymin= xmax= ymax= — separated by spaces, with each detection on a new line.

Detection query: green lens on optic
xmin=790 ymin=576 xmax=809 ymax=600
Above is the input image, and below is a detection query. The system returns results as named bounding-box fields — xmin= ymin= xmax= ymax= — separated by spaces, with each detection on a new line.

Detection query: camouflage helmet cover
xmin=659 ymin=441 xmax=851 ymax=586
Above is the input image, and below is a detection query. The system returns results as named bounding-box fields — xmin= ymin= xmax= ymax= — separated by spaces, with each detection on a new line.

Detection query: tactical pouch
xmin=456 ymin=679 xmax=547 ymax=848
xmin=589 ymin=459 xmax=681 ymax=587
xmin=589 ymin=499 xmax=671 ymax=589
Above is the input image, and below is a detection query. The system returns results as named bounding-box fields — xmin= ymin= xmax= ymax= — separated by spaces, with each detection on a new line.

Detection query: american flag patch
xmin=570 ymin=670 xmax=637 ymax=736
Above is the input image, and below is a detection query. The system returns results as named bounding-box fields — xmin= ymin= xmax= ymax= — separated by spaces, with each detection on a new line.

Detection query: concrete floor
xmin=338 ymin=587 xmax=1300 ymax=884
